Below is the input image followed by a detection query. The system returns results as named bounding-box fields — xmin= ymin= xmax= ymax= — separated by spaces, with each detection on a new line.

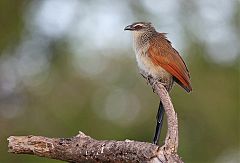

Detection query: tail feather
xmin=173 ymin=77 xmax=192 ymax=93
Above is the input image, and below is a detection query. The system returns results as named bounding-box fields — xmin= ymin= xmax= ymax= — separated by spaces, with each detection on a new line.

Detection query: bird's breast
xmin=135 ymin=47 xmax=172 ymax=80
xmin=133 ymin=32 xmax=172 ymax=80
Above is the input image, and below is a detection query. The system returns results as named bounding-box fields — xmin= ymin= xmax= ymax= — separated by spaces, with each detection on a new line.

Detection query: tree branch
xmin=7 ymin=81 xmax=183 ymax=163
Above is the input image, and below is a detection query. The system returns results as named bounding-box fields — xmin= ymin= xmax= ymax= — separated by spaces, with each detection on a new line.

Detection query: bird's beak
xmin=124 ymin=25 xmax=134 ymax=31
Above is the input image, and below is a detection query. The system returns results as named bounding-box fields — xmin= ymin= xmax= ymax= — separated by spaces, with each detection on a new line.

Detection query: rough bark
xmin=7 ymin=81 xmax=183 ymax=163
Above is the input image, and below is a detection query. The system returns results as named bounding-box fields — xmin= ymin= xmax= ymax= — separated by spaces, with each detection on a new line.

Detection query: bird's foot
xmin=147 ymin=75 xmax=154 ymax=85
xmin=151 ymin=80 xmax=159 ymax=93
xmin=140 ymin=72 xmax=154 ymax=86
xmin=151 ymin=80 xmax=169 ymax=93
xmin=140 ymin=71 xmax=152 ymax=85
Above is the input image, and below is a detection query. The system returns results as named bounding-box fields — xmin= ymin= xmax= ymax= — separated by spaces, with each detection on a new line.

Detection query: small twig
xmin=7 ymin=81 xmax=183 ymax=163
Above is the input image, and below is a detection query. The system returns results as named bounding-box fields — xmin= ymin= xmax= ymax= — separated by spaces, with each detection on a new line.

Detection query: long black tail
xmin=153 ymin=100 xmax=165 ymax=145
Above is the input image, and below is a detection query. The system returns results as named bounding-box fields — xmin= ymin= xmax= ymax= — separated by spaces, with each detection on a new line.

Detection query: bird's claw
xmin=151 ymin=80 xmax=169 ymax=93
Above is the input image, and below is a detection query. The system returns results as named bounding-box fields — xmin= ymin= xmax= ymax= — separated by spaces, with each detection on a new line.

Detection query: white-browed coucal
xmin=124 ymin=22 xmax=192 ymax=145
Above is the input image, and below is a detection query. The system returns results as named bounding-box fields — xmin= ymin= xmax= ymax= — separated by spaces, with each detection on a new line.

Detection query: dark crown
xmin=124 ymin=22 xmax=155 ymax=31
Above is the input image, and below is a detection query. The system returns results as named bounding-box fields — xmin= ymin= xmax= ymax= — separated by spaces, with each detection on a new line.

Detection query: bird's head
xmin=124 ymin=22 xmax=155 ymax=32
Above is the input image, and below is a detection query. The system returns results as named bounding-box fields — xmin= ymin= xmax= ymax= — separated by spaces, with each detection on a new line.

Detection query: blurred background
xmin=0 ymin=0 xmax=239 ymax=162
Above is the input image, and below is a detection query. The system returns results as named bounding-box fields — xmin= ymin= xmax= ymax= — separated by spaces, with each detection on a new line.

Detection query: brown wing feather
xmin=147 ymin=33 xmax=192 ymax=92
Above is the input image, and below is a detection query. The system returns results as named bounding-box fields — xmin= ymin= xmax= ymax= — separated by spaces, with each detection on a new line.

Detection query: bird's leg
xmin=140 ymin=73 xmax=148 ymax=82
xmin=139 ymin=70 xmax=154 ymax=86
xmin=153 ymin=100 xmax=165 ymax=145
xmin=140 ymin=70 xmax=150 ymax=85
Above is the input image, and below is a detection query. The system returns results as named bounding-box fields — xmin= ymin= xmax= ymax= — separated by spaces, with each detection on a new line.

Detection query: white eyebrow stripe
xmin=133 ymin=23 xmax=144 ymax=27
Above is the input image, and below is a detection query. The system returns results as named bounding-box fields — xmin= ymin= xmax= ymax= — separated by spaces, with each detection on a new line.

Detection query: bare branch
xmin=153 ymin=82 xmax=179 ymax=152
xmin=7 ymin=81 xmax=183 ymax=163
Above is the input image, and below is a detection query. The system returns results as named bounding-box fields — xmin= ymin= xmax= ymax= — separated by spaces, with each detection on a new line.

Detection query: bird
xmin=124 ymin=22 xmax=192 ymax=145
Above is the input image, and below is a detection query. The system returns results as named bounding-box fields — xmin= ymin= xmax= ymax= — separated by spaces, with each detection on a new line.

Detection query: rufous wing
xmin=147 ymin=34 xmax=192 ymax=92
